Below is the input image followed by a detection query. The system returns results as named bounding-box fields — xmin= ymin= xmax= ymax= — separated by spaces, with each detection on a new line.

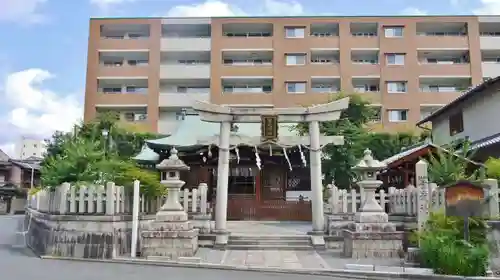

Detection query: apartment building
xmin=84 ymin=16 xmax=500 ymax=133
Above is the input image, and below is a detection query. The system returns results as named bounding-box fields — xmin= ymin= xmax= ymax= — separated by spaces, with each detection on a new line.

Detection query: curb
xmin=39 ymin=255 xmax=497 ymax=279
xmin=39 ymin=255 xmax=338 ymax=276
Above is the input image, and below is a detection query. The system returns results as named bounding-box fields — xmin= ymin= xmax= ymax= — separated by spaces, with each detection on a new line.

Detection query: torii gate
xmin=192 ymin=97 xmax=350 ymax=246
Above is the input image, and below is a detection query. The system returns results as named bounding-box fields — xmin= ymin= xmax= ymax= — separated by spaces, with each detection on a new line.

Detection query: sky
xmin=0 ymin=0 xmax=498 ymax=157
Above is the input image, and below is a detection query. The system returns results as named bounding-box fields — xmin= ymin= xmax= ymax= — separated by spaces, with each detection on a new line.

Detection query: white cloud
xmin=1 ymin=69 xmax=83 ymax=145
xmin=0 ymin=0 xmax=47 ymax=24
xmin=90 ymin=0 xmax=137 ymax=11
xmin=400 ymin=7 xmax=428 ymax=15
xmin=166 ymin=0 xmax=304 ymax=17
xmin=0 ymin=143 xmax=15 ymax=158
xmin=474 ymin=0 xmax=500 ymax=15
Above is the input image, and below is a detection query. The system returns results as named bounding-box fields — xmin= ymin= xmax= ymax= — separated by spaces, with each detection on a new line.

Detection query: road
xmin=0 ymin=215 xmax=339 ymax=280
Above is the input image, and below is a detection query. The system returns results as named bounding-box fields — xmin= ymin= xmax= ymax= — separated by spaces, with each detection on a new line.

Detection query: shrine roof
xmin=132 ymin=144 xmax=160 ymax=162
xmin=144 ymin=115 xmax=298 ymax=152
xmin=381 ymin=142 xmax=439 ymax=167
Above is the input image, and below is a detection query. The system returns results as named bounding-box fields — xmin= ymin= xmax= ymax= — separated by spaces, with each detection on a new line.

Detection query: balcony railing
xmin=417 ymin=32 xmax=466 ymax=36
xmin=352 ymin=59 xmax=379 ymax=64
xmin=223 ymin=86 xmax=272 ymax=93
xmin=420 ymin=86 xmax=467 ymax=92
xmin=311 ymin=87 xmax=339 ymax=93
xmin=480 ymin=32 xmax=500 ymax=36
xmin=101 ymin=34 xmax=149 ymax=39
xmin=223 ymin=32 xmax=272 ymax=37
xmin=100 ymin=87 xmax=148 ymax=94
xmin=223 ymin=59 xmax=272 ymax=66
xmin=101 ymin=60 xmax=149 ymax=67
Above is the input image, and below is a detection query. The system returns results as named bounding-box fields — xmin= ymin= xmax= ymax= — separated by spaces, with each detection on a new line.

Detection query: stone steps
xmin=227 ymin=234 xmax=314 ymax=251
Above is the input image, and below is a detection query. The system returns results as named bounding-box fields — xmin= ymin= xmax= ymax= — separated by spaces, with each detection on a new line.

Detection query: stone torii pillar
xmin=192 ymin=98 xmax=350 ymax=247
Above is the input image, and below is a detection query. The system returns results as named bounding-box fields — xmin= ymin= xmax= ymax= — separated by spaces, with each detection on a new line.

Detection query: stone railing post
xmin=199 ymin=183 xmax=208 ymax=215
xmin=58 ymin=182 xmax=70 ymax=214
xmin=106 ymin=182 xmax=115 ymax=215
xmin=485 ymin=179 xmax=499 ymax=218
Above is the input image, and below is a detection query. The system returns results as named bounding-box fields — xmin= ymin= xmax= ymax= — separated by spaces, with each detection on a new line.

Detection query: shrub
xmin=415 ymin=212 xmax=490 ymax=276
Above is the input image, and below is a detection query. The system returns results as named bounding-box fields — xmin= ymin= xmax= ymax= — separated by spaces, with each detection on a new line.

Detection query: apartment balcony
xmin=419 ymin=77 xmax=470 ymax=104
xmin=220 ymin=23 xmax=274 ymax=49
xmin=481 ymin=50 xmax=500 ymax=77
xmin=95 ymin=78 xmax=149 ymax=106
xmin=415 ymin=22 xmax=469 ymax=49
xmin=308 ymin=23 xmax=340 ymax=49
xmin=417 ymin=50 xmax=471 ymax=76
xmin=98 ymin=24 xmax=151 ymax=50
xmin=159 ymin=79 xmax=210 ymax=107
xmin=479 ymin=22 xmax=500 ymax=50
xmin=220 ymin=50 xmax=273 ymax=76
xmin=348 ymin=22 xmax=378 ymax=48
xmin=420 ymin=105 xmax=443 ymax=121
xmin=351 ymin=50 xmax=380 ymax=76
xmin=160 ymin=51 xmax=211 ymax=79
xmin=161 ymin=24 xmax=211 ymax=51
xmin=219 ymin=77 xmax=273 ymax=104
xmin=97 ymin=51 xmax=150 ymax=77
xmin=281 ymin=50 xmax=340 ymax=78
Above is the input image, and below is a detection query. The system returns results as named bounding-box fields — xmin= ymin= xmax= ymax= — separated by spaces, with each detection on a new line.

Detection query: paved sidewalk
xmin=194 ymin=248 xmax=402 ymax=270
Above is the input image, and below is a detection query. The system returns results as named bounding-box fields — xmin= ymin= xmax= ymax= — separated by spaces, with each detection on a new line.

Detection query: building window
xmin=384 ymin=26 xmax=404 ymax=38
xmin=449 ymin=111 xmax=464 ymax=136
xmin=285 ymin=27 xmax=305 ymax=38
xmin=386 ymin=81 xmax=407 ymax=93
xmin=285 ymin=53 xmax=306 ymax=65
xmin=388 ymin=109 xmax=408 ymax=122
xmin=386 ymin=53 xmax=405 ymax=65
xmin=286 ymin=82 xmax=307 ymax=94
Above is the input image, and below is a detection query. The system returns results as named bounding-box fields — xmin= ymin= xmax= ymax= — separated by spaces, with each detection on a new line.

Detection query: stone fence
xmin=28 ymin=182 xmax=210 ymax=216
xmin=325 ymin=183 xmax=447 ymax=217
xmin=23 ymin=182 xmax=211 ymax=259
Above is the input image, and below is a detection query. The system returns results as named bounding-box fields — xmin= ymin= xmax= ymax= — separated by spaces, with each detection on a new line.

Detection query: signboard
xmin=444 ymin=181 xmax=486 ymax=240
xmin=261 ymin=115 xmax=278 ymax=141
xmin=445 ymin=181 xmax=485 ymax=217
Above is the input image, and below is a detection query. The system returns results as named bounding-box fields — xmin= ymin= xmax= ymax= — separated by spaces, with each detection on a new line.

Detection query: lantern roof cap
xmin=156 ymin=147 xmax=190 ymax=171
xmin=353 ymin=149 xmax=386 ymax=171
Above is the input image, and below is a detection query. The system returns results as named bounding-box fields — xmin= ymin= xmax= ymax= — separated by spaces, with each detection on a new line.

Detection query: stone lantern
xmin=141 ymin=147 xmax=199 ymax=259
xmin=352 ymin=148 xmax=387 ymax=218
xmin=342 ymin=148 xmax=403 ymax=259
xmin=156 ymin=147 xmax=190 ymax=215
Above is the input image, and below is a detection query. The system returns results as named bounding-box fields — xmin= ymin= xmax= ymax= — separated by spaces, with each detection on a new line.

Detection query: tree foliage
xmin=41 ymin=112 xmax=163 ymax=196
xmin=427 ymin=141 xmax=485 ymax=186
xmin=292 ymin=93 xmax=427 ymax=188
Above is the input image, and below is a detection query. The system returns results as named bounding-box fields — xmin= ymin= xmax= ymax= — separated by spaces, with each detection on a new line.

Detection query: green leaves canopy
xmin=292 ymin=93 xmax=426 ymax=188
xmin=41 ymin=112 xmax=163 ymax=196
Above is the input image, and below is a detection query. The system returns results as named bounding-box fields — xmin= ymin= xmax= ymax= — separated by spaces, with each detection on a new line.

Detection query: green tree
xmin=292 ymin=93 xmax=426 ymax=188
xmin=41 ymin=113 xmax=163 ymax=196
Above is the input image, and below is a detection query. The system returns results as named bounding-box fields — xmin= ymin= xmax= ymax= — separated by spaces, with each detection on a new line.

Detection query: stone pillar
xmin=214 ymin=121 xmax=231 ymax=246
xmin=141 ymin=148 xmax=198 ymax=259
xmin=343 ymin=149 xmax=403 ymax=258
xmin=415 ymin=160 xmax=430 ymax=235
xmin=309 ymin=120 xmax=324 ymax=233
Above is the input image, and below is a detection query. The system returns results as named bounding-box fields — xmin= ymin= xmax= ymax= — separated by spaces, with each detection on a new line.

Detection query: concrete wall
xmin=25 ymin=208 xmax=155 ymax=259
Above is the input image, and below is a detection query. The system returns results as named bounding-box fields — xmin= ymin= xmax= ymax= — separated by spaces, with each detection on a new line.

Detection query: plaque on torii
xmin=261 ymin=115 xmax=279 ymax=142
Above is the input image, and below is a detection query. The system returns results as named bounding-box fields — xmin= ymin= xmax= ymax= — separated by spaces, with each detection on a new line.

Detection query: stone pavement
xmin=194 ymin=248 xmax=402 ymax=270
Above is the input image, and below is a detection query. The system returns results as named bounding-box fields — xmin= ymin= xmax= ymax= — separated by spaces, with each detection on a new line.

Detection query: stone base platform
xmin=342 ymin=222 xmax=404 ymax=259
xmin=141 ymin=211 xmax=199 ymax=260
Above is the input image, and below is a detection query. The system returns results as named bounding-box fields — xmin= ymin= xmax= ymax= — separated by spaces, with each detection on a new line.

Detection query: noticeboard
xmin=444 ymin=181 xmax=485 ymax=217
